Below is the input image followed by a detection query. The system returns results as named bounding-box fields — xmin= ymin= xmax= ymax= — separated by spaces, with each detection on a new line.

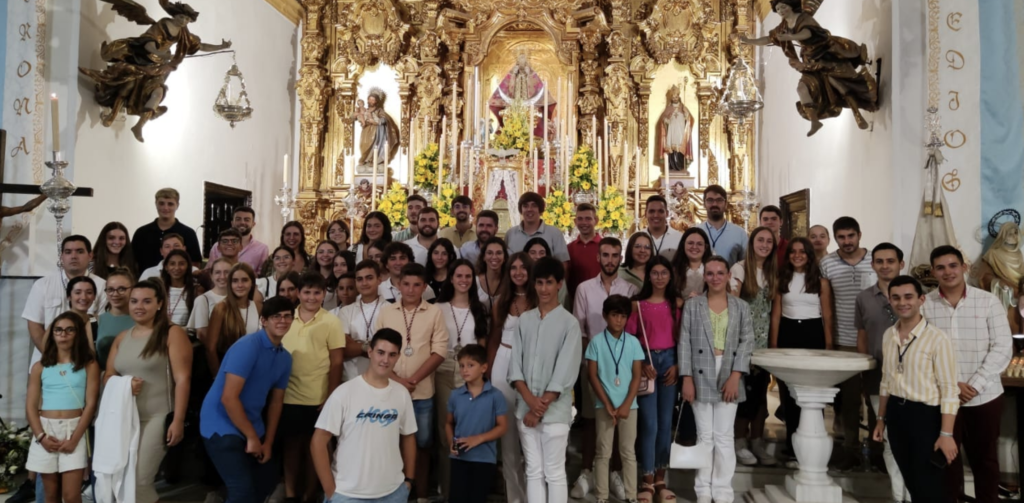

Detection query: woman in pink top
xmin=625 ymin=255 xmax=684 ymax=503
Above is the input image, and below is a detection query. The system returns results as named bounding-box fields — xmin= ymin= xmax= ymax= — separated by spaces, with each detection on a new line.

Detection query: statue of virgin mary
xmin=356 ymin=87 xmax=400 ymax=172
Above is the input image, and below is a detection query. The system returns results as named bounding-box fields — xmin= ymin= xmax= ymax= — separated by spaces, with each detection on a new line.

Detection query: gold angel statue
xmin=741 ymin=0 xmax=878 ymax=136
xmin=79 ymin=0 xmax=232 ymax=142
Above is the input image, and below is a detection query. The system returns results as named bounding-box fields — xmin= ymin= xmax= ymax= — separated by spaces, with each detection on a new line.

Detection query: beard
xmin=420 ymin=226 xmax=437 ymax=237
xmin=236 ymin=225 xmax=252 ymax=237
xmin=601 ymin=263 xmax=619 ymax=276
xmin=456 ymin=212 xmax=469 ymax=222
xmin=478 ymin=230 xmax=493 ymax=242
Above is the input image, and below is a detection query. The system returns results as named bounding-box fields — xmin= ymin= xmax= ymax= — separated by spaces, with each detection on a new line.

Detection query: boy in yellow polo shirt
xmin=282 ymin=272 xmax=346 ymax=503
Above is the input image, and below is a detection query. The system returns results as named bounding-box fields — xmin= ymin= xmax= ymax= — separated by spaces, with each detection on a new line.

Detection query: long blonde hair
xmin=217 ymin=263 xmax=256 ymax=355
xmin=739 ymin=226 xmax=778 ymax=301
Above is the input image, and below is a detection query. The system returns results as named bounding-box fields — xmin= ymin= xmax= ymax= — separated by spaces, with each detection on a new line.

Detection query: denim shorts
xmin=412 ymin=399 xmax=433 ymax=448
xmin=327 ymin=483 xmax=410 ymax=503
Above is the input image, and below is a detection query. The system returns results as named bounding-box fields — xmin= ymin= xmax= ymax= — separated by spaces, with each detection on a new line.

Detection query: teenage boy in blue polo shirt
xmin=445 ymin=344 xmax=508 ymax=503
xmin=199 ymin=296 xmax=295 ymax=503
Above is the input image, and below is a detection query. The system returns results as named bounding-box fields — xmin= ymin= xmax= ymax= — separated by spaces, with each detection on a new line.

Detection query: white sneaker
xmin=570 ymin=469 xmax=593 ymax=499
xmin=736 ymin=438 xmax=757 ymax=466
xmin=751 ymin=439 xmax=778 ymax=466
xmin=610 ymin=471 xmax=626 ymax=500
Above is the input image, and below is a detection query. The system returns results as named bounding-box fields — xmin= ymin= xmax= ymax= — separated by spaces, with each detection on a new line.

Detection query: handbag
xmin=634 ymin=302 xmax=655 ymax=397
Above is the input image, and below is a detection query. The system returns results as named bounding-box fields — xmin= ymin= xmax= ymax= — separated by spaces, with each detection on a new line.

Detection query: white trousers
xmin=517 ymin=421 xmax=570 ymax=503
xmin=870 ymin=395 xmax=910 ymax=502
xmin=692 ymin=356 xmax=739 ymax=502
xmin=493 ymin=345 xmax=527 ymax=503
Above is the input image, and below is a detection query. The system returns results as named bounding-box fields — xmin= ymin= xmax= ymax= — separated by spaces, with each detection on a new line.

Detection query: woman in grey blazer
xmin=679 ymin=256 xmax=754 ymax=503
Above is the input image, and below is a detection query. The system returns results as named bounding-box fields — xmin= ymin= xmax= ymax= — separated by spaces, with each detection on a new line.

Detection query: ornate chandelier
xmin=213 ymin=54 xmax=253 ymax=128
xmin=718 ymin=58 xmax=764 ymax=123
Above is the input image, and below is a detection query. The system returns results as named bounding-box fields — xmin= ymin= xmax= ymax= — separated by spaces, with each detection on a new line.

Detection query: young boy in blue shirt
xmin=586 ymin=294 xmax=645 ymax=503
xmin=445 ymin=344 xmax=508 ymax=503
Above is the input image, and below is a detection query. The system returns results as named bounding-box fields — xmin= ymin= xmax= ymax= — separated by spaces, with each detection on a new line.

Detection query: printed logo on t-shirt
xmin=355 ymin=407 xmax=399 ymax=427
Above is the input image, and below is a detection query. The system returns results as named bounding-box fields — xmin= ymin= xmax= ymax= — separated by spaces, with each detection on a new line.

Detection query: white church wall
xmin=755 ymin=0 xmax=898 ymax=252
xmin=72 ymin=0 xmax=298 ymax=253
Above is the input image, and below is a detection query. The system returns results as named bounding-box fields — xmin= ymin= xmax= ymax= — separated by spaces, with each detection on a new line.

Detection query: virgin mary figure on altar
xmin=487 ymin=52 xmax=555 ymax=138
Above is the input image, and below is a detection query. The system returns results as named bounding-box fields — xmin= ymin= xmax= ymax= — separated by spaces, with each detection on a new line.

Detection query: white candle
xmin=283 ymin=154 xmax=289 ymax=186
xmin=591 ymin=115 xmax=597 ymax=147
xmin=469 ymin=148 xmax=475 ymax=199
xmin=384 ymin=140 xmax=389 ymax=183
xmin=371 ymin=148 xmax=378 ymax=211
xmin=439 ymin=116 xmax=447 ymax=200
xmin=50 ymin=94 xmax=60 ymax=152
xmin=545 ymin=142 xmax=551 ymax=193
xmin=635 ymin=148 xmax=642 ymax=219
xmin=533 ymin=148 xmax=539 ymax=192
xmin=663 ymin=152 xmax=670 ymax=193
xmin=596 ymin=141 xmax=602 ymax=196
xmin=529 ymin=112 xmax=534 ymax=158
xmin=621 ymin=127 xmax=628 ymax=196
xmin=543 ymin=86 xmax=548 ymax=145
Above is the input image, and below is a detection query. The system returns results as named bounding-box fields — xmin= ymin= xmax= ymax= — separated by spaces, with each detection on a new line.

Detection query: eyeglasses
xmin=53 ymin=327 xmax=77 ymax=335
xmin=105 ymin=287 xmax=131 ymax=294
xmin=220 ymin=239 xmax=241 ymax=245
xmin=269 ymin=313 xmax=294 ymax=322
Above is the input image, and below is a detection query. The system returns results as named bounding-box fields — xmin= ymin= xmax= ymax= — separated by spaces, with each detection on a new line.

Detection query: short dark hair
xmin=452 ymin=195 xmax=473 ymax=208
xmin=370 ymin=328 xmax=403 ymax=350
xmin=477 ymin=210 xmax=499 ymax=226
xmin=576 ymin=203 xmax=597 ymax=215
xmin=338 ymin=272 xmax=356 ymax=281
xmin=888 ymin=275 xmax=924 ymax=297
xmin=456 ymin=344 xmax=488 ymax=365
xmin=418 ymin=207 xmax=440 ymax=221
xmin=355 ymin=259 xmax=381 ymax=276
xmin=161 ymin=233 xmax=185 ymax=246
xmin=602 ymin=294 xmax=631 ymax=317
xmin=66 ymin=276 xmax=97 ymax=299
xmin=598 ymin=236 xmax=622 ymax=251
xmin=407 ymin=194 xmax=428 ymax=207
xmin=871 ymin=242 xmax=904 ymax=263
xmin=399 ymin=262 xmax=428 ymax=282
xmin=382 ymin=242 xmax=414 ymax=265
xmin=261 ymin=296 xmax=295 ymax=318
xmin=832 ymin=216 xmax=861 ymax=235
xmin=298 ymin=272 xmax=327 ymax=291
xmin=645 ymin=195 xmax=668 ymax=210
xmin=233 ymin=206 xmax=256 ymax=219
xmin=524 ymin=237 xmax=551 ymax=255
xmin=929 ymin=245 xmax=964 ymax=265
xmin=518 ymin=192 xmax=546 ymax=213
xmin=759 ymin=205 xmax=782 ymax=219
xmin=219 ymin=228 xmax=243 ymax=241
xmin=62 ymin=235 xmax=93 ymax=253
xmin=533 ymin=256 xmax=565 ymax=283
xmin=703 ymin=184 xmax=728 ymax=201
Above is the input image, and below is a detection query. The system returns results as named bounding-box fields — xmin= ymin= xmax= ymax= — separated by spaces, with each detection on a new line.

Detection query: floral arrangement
xmin=434 ymin=183 xmax=458 ymax=228
xmin=0 ymin=423 xmax=31 ymax=490
xmin=597 ymin=186 xmax=629 ymax=234
xmin=376 ymin=182 xmax=409 ymax=228
xmin=542 ymin=188 xmax=575 ymax=233
xmin=492 ymin=101 xmax=533 ymax=153
xmin=413 ymin=143 xmax=442 ymax=193
xmin=569 ymin=145 xmax=599 ymax=192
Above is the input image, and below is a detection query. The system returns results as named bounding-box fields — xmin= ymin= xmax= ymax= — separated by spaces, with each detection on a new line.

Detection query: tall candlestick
xmin=439 ymin=116 xmax=447 ymax=200
xmin=371 ymin=148 xmax=379 ymax=211
xmin=50 ymin=94 xmax=60 ymax=152
xmin=663 ymin=152 xmax=670 ymax=193
xmin=283 ymin=154 xmax=289 ymax=186
xmin=591 ymin=115 xmax=597 ymax=147
xmin=545 ymin=142 xmax=551 ymax=193
xmin=474 ymin=67 xmax=480 ymax=139
xmin=533 ymin=148 xmax=539 ymax=192
xmin=621 ymin=126 xmax=628 ymax=196
xmin=543 ymin=86 xmax=548 ymax=145
xmin=596 ymin=141 xmax=602 ymax=197
xmin=484 ymin=117 xmax=489 ymax=153
xmin=469 ymin=148 xmax=475 ymax=199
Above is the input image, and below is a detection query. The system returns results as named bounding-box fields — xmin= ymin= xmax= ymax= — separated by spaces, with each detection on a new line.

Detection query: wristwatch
xmin=35 ymin=432 xmax=46 ymax=444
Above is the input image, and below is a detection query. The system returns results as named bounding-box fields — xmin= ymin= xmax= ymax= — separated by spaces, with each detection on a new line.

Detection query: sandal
xmin=637 ymin=483 xmax=655 ymax=503
xmin=654 ymin=482 xmax=676 ymax=503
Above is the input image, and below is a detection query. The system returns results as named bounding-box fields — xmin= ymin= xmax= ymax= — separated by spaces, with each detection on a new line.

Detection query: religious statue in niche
xmin=656 ymin=85 xmax=694 ymax=173
xmin=740 ymin=0 xmax=878 ymax=137
xmin=79 ymin=0 xmax=232 ymax=143
xmin=972 ymin=217 xmax=1024 ymax=331
xmin=489 ymin=51 xmax=553 ymax=137
xmin=346 ymin=89 xmax=400 ymax=174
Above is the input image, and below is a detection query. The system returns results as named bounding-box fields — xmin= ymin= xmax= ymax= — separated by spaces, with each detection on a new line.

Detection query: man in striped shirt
xmin=873 ymin=275 xmax=959 ymax=502
xmin=923 ymin=245 xmax=1012 ymax=503
xmin=820 ymin=216 xmax=876 ymax=469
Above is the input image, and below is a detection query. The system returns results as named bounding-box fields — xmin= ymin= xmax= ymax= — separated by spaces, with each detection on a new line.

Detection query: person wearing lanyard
xmin=638 ymin=195 xmax=682 ymax=260
xmin=873 ymin=275 xmax=960 ymax=502
xmin=337 ymin=260 xmax=385 ymax=382
xmin=700 ymin=185 xmax=747 ymax=266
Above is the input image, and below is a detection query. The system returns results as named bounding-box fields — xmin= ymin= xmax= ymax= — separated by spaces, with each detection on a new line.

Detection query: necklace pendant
xmin=454 ymin=344 xmax=463 ymax=355
xmin=897 ymin=363 xmax=904 ymax=374
xmin=404 ymin=346 xmax=414 ymax=357
xmin=614 ymin=377 xmax=621 ymax=387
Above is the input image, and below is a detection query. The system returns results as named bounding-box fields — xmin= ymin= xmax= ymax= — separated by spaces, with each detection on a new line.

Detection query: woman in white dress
xmin=353 ymin=211 xmax=392 ymax=263
xmin=159 ymin=249 xmax=199 ymax=327
xmin=190 ymin=258 xmax=231 ymax=343
xmin=203 ymin=263 xmax=261 ymax=376
xmin=487 ymin=252 xmax=536 ymax=503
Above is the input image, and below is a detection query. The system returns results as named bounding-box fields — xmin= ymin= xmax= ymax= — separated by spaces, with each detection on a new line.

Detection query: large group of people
xmin=14 ymin=184 xmax=1012 ymax=503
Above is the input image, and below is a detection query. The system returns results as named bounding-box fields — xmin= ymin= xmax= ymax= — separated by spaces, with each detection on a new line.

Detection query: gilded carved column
xmin=296 ymin=0 xmax=332 ymax=243
xmin=697 ymin=84 xmax=719 ymax=185
xmin=578 ymin=27 xmax=603 ymax=148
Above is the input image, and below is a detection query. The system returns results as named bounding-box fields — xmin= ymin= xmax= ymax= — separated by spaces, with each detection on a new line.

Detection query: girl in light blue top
xmin=26 ymin=311 xmax=100 ymax=503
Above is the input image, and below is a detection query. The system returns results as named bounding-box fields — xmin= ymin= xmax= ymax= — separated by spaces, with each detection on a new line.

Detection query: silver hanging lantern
xmin=718 ymin=58 xmax=764 ymax=123
xmin=213 ymin=54 xmax=253 ymax=127
xmin=42 ymin=152 xmax=77 ymax=259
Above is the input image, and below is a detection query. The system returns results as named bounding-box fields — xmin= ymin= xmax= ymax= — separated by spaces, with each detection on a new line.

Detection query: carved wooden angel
xmin=79 ymin=0 xmax=232 ymax=142
xmin=741 ymin=0 xmax=878 ymax=136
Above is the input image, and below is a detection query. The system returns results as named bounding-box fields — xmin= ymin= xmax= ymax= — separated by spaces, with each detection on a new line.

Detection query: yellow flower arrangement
xmin=596 ymin=186 xmax=629 ymax=233
xmin=568 ymin=145 xmax=599 ymax=193
xmin=542 ymin=188 xmax=574 ymax=233
xmin=377 ymin=182 xmax=409 ymax=228
xmin=433 ymin=183 xmax=458 ymax=228
xmin=413 ymin=143 xmax=444 ymax=192
xmin=492 ymin=101 xmax=534 ymax=153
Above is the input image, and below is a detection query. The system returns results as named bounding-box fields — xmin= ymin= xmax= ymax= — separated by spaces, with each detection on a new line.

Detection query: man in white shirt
xmin=311 ymin=328 xmax=418 ymax=503
xmin=379 ymin=242 xmax=434 ymax=303
xmin=405 ymin=208 xmax=441 ymax=266
xmin=23 ymin=235 xmax=107 ymax=363
xmin=338 ymin=260 xmax=385 ymax=381
xmin=570 ymin=237 xmax=637 ymax=499
xmin=923 ymin=245 xmax=1011 ymax=503
xmin=637 ymin=195 xmax=683 ymax=260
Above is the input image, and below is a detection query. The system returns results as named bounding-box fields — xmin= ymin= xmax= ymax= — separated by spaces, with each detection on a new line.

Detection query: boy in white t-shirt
xmin=312 ymin=328 xmax=418 ymax=503
xmin=335 ymin=260 xmax=385 ymax=381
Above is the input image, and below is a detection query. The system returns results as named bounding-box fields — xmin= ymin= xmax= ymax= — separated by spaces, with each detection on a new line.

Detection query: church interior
xmin=2 ymin=0 xmax=1024 ymax=502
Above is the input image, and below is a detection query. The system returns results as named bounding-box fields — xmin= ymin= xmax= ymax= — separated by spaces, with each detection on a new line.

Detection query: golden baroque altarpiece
xmin=292 ymin=0 xmax=759 ymax=244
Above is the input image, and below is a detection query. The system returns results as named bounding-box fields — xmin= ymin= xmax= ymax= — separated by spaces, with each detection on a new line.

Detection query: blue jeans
xmin=203 ymin=434 xmax=280 ymax=503
xmin=412 ymin=399 xmax=434 ymax=448
xmin=328 ymin=483 xmax=410 ymax=503
xmin=637 ymin=349 xmax=677 ymax=475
